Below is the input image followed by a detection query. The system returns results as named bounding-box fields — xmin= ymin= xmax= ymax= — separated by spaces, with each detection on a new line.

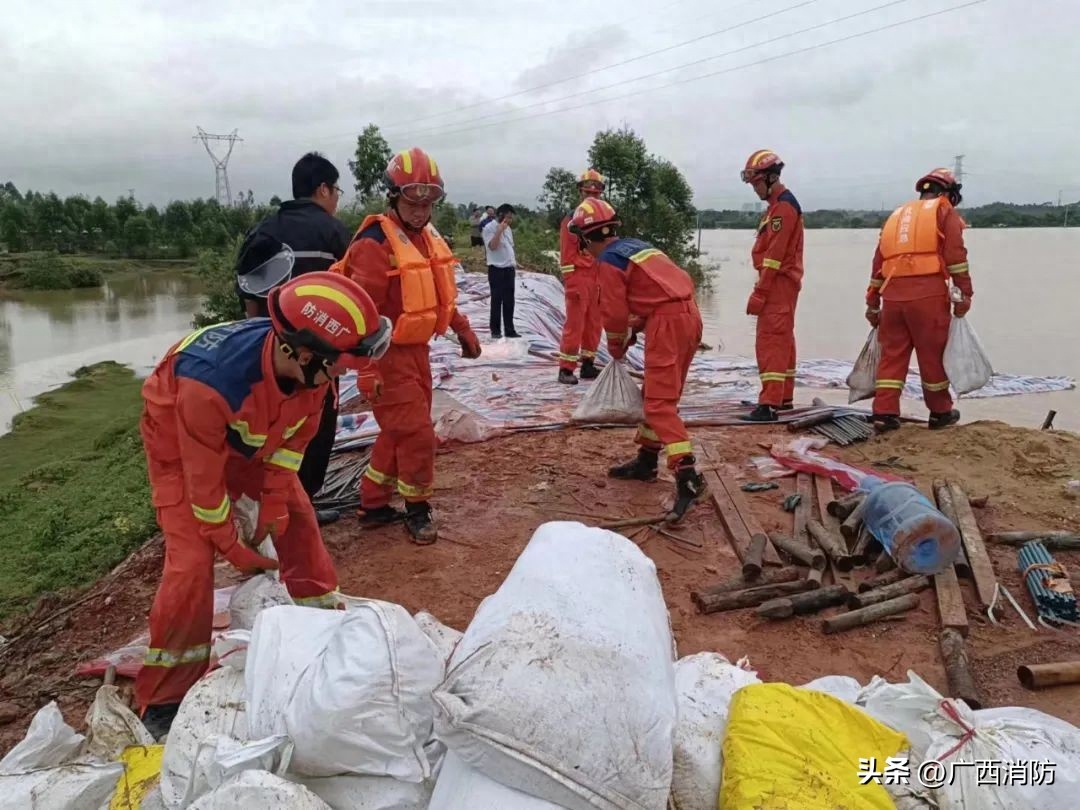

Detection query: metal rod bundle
xmin=1018 ymin=540 xmax=1079 ymax=624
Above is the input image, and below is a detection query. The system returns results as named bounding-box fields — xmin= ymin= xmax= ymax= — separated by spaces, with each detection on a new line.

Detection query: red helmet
xmin=577 ymin=168 xmax=605 ymax=196
xmin=741 ymin=149 xmax=784 ymax=182
xmin=916 ymin=168 xmax=960 ymax=194
xmin=568 ymin=198 xmax=620 ymax=239
xmin=268 ymin=271 xmax=391 ymax=369
xmin=384 ymin=147 xmax=446 ymax=204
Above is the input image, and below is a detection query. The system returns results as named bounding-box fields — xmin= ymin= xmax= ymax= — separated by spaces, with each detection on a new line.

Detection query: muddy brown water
xmin=1 ymin=228 xmax=1076 ymax=434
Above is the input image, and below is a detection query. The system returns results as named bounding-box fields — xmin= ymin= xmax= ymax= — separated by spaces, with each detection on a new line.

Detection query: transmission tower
xmin=953 ymin=154 xmax=965 ymax=185
xmin=193 ymin=127 xmax=243 ymax=206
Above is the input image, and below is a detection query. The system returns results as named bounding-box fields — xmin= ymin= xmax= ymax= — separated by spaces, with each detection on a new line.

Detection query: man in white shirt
xmin=482 ymin=203 xmax=523 ymax=338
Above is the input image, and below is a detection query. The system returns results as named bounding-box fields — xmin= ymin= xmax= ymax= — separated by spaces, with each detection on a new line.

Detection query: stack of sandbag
xmin=432 ymin=521 xmax=677 ymax=810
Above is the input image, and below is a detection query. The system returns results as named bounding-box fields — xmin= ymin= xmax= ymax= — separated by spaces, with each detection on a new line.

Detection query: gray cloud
xmin=513 ymin=25 xmax=632 ymax=91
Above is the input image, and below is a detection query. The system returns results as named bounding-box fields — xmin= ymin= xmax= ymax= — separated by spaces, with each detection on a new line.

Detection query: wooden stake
xmin=946 ymin=481 xmax=997 ymax=609
xmin=987 ymin=531 xmax=1080 ymax=549
xmin=941 ymin=628 xmax=983 ymax=709
xmin=696 ymin=579 xmax=815 ymax=614
xmin=795 ymin=473 xmax=822 ymax=586
xmin=827 ymin=491 xmax=866 ymax=521
xmin=807 ymin=519 xmax=854 ymax=572
xmin=858 ymin=568 xmax=908 ymax=593
xmin=742 ymin=533 xmax=768 ymax=579
xmin=840 ymin=498 xmax=868 ymax=543
xmin=756 ymin=584 xmax=850 ymax=619
xmin=722 ymin=465 xmax=782 ymax=568
xmin=1042 ymin=409 xmax=1057 ymax=430
xmin=768 ymin=532 xmax=826 ymax=570
xmin=815 ymin=476 xmax=855 ymax=591
xmin=597 ymin=514 xmax=667 ymax=530
xmin=822 ymin=593 xmax=920 ymax=634
xmin=934 ymin=564 xmax=968 ymax=636
xmin=1018 ymin=661 xmax=1080 ymax=690
xmin=847 ymin=575 xmax=930 ymax=609
xmin=852 ymin=524 xmax=875 ymax=566
xmin=692 ymin=566 xmax=802 ymax=604
xmin=875 ymin=553 xmax=897 ymax=574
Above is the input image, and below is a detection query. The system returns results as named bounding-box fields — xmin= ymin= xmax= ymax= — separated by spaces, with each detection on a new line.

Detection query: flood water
xmin=0 ymin=273 xmax=204 ymax=432
xmin=697 ymin=227 xmax=1080 ymax=431
xmin=0 ymin=228 xmax=1076 ymax=436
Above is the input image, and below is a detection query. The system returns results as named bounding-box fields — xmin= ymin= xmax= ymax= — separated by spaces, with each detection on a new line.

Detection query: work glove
xmin=458 ymin=328 xmax=482 ymax=359
xmin=255 ymin=489 xmax=290 ymax=541
xmin=746 ymin=288 xmax=767 ymax=316
xmin=865 ymin=307 xmax=880 ymax=328
xmin=358 ymin=370 xmax=383 ymax=403
xmin=220 ymin=535 xmax=280 ymax=575
xmin=953 ymin=297 xmax=971 ymax=318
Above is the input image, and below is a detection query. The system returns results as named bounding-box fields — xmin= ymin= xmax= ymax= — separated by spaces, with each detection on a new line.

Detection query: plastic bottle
xmin=858 ymin=476 xmax=961 ymax=575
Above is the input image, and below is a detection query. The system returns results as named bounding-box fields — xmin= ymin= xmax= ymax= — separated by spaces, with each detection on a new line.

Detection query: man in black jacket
xmin=235 ymin=152 xmax=352 ymax=525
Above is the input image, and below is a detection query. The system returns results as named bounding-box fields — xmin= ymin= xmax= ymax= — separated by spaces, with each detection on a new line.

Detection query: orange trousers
xmin=135 ymin=470 xmax=337 ymax=710
xmin=755 ymin=296 xmax=798 ymax=407
xmin=873 ymin=294 xmax=953 ymax=415
xmin=361 ymin=343 xmax=436 ymax=507
xmin=634 ymin=300 xmax=703 ymax=467
xmin=558 ymin=275 xmax=602 ymax=371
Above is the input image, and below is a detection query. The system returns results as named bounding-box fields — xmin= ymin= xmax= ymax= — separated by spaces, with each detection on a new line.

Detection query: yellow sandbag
xmin=109 ymin=744 xmax=165 ymax=810
xmin=720 ymin=683 xmax=906 ymax=810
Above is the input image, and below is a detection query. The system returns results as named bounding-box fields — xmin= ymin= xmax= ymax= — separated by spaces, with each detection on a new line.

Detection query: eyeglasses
xmin=399 ymin=182 xmax=446 ymax=204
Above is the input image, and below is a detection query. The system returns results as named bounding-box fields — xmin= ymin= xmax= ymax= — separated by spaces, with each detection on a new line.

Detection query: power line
xmin=393 ymin=0 xmax=918 ymax=142
xmin=416 ymin=0 xmax=989 ymax=145
xmin=380 ymin=0 xmax=824 ymax=133
xmin=193 ymin=127 xmax=242 ymax=207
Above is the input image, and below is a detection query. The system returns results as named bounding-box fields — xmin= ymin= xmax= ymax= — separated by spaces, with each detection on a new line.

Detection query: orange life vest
xmin=358 ymin=214 xmax=459 ymax=345
xmin=878 ymin=197 xmax=950 ymax=287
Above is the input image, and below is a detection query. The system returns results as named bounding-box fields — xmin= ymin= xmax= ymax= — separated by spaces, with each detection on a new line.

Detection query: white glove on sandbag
xmin=433 ymin=521 xmax=677 ymax=810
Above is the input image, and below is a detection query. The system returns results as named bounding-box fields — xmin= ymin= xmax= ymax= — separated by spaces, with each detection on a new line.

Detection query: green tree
xmin=123 ymin=214 xmax=154 ymax=258
xmin=538 ymin=167 xmax=579 ymax=228
xmin=0 ymin=205 xmax=29 ymax=251
xmin=349 ymin=124 xmax=392 ymax=201
xmin=192 ymin=241 xmax=245 ymax=327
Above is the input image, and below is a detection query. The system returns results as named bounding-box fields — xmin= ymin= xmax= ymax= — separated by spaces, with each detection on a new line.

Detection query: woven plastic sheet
xmin=332 ymin=270 xmax=1075 ymax=452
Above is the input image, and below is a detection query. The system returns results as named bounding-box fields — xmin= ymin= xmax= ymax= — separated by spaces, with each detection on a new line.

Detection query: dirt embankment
xmin=3 ymin=419 xmax=1080 ymax=753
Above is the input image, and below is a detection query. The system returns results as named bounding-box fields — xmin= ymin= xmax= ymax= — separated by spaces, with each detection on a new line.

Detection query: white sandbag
xmin=943 ymin=316 xmax=992 ymax=395
xmin=295 ymin=774 xmax=434 ymax=810
xmin=188 ymin=770 xmax=330 ymax=810
xmin=161 ymin=667 xmax=249 ymax=809
xmin=428 ymin=751 xmax=564 ymax=810
xmin=799 ymin=675 xmax=862 ymax=704
xmin=83 ymin=684 xmax=155 ymax=761
xmin=0 ymin=701 xmax=84 ymax=773
xmin=228 ymin=574 xmax=293 ymax=631
xmin=413 ymin=610 xmax=463 ymax=668
xmin=0 ymin=761 xmax=124 ymax=809
xmin=433 ymin=521 xmax=677 ymax=810
xmin=245 ymin=605 xmax=344 ymax=741
xmin=846 ymin=327 xmax=880 ymax=403
xmin=177 ymin=734 xmax=293 ymax=807
xmin=571 ymin=361 xmax=643 ymax=424
xmin=283 ymin=599 xmax=444 ymax=781
xmin=212 ymin=629 xmax=251 ymax=671
xmin=670 ymin=653 xmax=761 ymax=810
xmin=859 ymin=671 xmax=1080 ymax=809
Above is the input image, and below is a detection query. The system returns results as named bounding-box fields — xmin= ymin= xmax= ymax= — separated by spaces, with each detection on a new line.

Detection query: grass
xmin=0 ymin=362 xmax=156 ymax=620
xmin=0 ymin=252 xmax=198 ymax=291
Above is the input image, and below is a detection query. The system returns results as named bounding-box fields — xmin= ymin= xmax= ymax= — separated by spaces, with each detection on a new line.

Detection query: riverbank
xmin=0 ymin=362 xmax=155 ymax=619
xmin=0 ymin=252 xmax=198 ymax=291
xmin=1 ymin=405 xmax=1079 ymax=753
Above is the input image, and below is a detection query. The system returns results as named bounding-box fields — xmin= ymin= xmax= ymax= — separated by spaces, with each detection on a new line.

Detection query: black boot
xmin=579 ymin=358 xmax=600 ymax=380
xmin=669 ymin=458 xmax=708 ymax=522
xmin=869 ymin=414 xmax=902 ymax=433
xmin=871 ymin=414 xmax=902 ymax=433
xmin=141 ymin=702 xmax=182 ymax=741
xmin=608 ymin=448 xmax=659 ymax=482
xmin=558 ymin=369 xmax=579 ymax=385
xmin=358 ymin=504 xmax=405 ymax=526
xmin=739 ymin=404 xmax=779 ymax=423
xmin=928 ymin=409 xmax=961 ymax=430
xmin=315 ymin=508 xmax=341 ymax=526
xmin=780 ymin=400 xmax=795 ymax=411
xmin=405 ymin=501 xmax=438 ymax=544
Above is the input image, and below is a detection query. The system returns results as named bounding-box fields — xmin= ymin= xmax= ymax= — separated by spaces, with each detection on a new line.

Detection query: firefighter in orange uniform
xmin=136 ymin=271 xmax=391 ymax=738
xmin=556 ymin=168 xmax=606 ymax=385
xmin=569 ymin=199 xmax=707 ymax=521
xmin=866 ymin=168 xmax=971 ymax=432
xmin=740 ymin=149 xmax=804 ymax=422
xmin=334 ymin=147 xmax=481 ymax=544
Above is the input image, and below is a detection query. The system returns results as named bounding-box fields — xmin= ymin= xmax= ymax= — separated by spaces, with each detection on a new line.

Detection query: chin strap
xmin=279 ymin=341 xmax=332 ymax=388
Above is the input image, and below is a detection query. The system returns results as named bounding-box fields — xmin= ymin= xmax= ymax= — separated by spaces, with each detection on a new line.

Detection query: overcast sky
xmin=4 ymin=0 xmax=1075 ymax=210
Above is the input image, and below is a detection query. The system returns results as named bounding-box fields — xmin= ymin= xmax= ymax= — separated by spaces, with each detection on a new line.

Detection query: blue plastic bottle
xmin=858 ymin=476 xmax=961 ymax=575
